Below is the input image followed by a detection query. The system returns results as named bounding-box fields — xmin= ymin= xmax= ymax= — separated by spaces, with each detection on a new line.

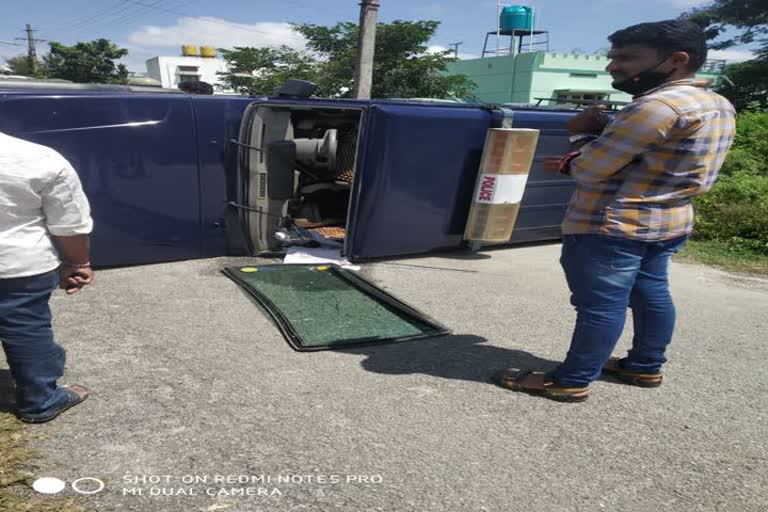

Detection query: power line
xmin=39 ymin=1 xmax=185 ymax=43
xmin=103 ymin=0 xmax=168 ymax=30
xmin=51 ymin=1 xmax=135 ymax=35
xmin=32 ymin=0 xmax=311 ymax=54
xmin=51 ymin=1 xmax=192 ymax=41
xmin=121 ymin=0 xmax=301 ymax=36
xmin=36 ymin=1 xmax=127 ymax=31
xmin=47 ymin=0 xmax=286 ymax=41
xmin=114 ymin=0 xmax=193 ymax=29
xmin=128 ymin=0 xmax=307 ymax=14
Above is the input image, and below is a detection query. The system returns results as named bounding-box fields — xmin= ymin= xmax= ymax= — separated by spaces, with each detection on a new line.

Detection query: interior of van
xmin=238 ymin=104 xmax=364 ymax=255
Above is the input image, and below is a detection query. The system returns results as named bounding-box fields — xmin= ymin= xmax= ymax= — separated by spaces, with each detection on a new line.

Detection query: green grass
xmin=0 ymin=412 xmax=87 ymax=512
xmin=675 ymin=239 xmax=768 ymax=275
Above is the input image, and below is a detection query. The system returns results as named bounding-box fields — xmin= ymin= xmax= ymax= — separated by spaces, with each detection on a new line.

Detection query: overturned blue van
xmin=0 ymin=81 xmax=577 ymax=267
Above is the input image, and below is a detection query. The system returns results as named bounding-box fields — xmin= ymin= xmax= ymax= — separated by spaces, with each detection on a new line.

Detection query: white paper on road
xmin=283 ymin=246 xmax=361 ymax=271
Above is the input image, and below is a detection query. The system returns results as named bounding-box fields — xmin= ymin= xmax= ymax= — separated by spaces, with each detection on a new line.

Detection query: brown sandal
xmin=19 ymin=384 xmax=89 ymax=424
xmin=602 ymin=358 xmax=663 ymax=388
xmin=494 ymin=370 xmax=590 ymax=402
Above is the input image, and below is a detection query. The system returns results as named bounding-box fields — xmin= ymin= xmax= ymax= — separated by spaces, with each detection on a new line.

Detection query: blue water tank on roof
xmin=500 ymin=5 xmax=533 ymax=32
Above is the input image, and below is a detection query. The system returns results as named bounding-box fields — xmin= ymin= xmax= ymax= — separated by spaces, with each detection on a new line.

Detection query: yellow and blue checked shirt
xmin=563 ymin=79 xmax=736 ymax=240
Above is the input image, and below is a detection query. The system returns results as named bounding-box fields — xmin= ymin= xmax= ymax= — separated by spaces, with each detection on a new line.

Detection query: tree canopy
xmin=4 ymin=54 xmax=47 ymax=78
xmin=717 ymin=60 xmax=768 ymax=110
xmin=218 ymin=45 xmax=318 ymax=96
xmin=218 ymin=20 xmax=474 ymax=99
xmin=43 ymin=39 xmax=129 ymax=84
xmin=683 ymin=0 xmax=768 ymax=59
xmin=683 ymin=0 xmax=768 ymax=110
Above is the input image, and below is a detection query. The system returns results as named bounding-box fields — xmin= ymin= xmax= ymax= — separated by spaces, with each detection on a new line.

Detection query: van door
xmin=234 ymin=102 xmax=294 ymax=255
xmin=345 ymin=102 xmax=496 ymax=261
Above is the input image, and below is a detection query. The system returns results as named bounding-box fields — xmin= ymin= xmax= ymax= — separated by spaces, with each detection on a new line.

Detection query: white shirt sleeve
xmin=41 ymin=161 xmax=93 ymax=236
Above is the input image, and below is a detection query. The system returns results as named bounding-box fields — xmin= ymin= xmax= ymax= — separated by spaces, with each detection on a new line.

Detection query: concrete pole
xmin=25 ymin=24 xmax=38 ymax=73
xmin=496 ymin=0 xmax=501 ymax=55
xmin=352 ymin=0 xmax=380 ymax=99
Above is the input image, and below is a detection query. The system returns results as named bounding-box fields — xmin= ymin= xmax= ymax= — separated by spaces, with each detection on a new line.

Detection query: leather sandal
xmin=602 ymin=358 xmax=663 ymax=388
xmin=19 ymin=384 xmax=89 ymax=424
xmin=494 ymin=370 xmax=590 ymax=402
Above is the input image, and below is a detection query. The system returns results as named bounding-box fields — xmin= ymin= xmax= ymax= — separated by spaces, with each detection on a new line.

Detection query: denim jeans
xmin=0 ymin=270 xmax=68 ymax=417
xmin=552 ymin=233 xmax=689 ymax=387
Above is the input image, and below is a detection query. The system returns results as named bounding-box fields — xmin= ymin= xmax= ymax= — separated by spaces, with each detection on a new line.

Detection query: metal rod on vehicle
xmin=229 ymin=139 xmax=263 ymax=152
xmin=227 ymin=202 xmax=283 ymax=218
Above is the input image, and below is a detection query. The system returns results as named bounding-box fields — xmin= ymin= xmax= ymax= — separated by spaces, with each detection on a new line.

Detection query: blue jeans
xmin=0 ymin=270 xmax=68 ymax=417
xmin=552 ymin=234 xmax=689 ymax=387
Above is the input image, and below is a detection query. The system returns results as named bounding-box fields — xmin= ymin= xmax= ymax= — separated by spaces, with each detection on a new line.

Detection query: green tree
xmin=692 ymin=112 xmax=768 ymax=254
xmin=218 ymin=45 xmax=319 ymax=96
xmin=718 ymin=60 xmax=768 ymax=110
xmin=43 ymin=39 xmax=128 ymax=84
xmin=683 ymin=0 xmax=768 ymax=58
xmin=295 ymin=20 xmax=474 ymax=99
xmin=218 ymin=20 xmax=475 ymax=99
xmin=682 ymin=1 xmax=768 ymax=110
xmin=4 ymin=54 xmax=47 ymax=78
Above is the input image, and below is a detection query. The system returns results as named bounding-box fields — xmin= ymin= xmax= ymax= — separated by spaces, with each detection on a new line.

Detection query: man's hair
xmin=608 ymin=20 xmax=708 ymax=71
xmin=178 ymin=81 xmax=214 ymax=95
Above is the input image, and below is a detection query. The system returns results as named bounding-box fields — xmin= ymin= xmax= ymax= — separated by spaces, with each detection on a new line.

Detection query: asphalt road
xmin=7 ymin=242 xmax=768 ymax=512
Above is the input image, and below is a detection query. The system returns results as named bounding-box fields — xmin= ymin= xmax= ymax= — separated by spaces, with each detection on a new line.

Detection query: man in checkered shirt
xmin=497 ymin=20 xmax=736 ymax=402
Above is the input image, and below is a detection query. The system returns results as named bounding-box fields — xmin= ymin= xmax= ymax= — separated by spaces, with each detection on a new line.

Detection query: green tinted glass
xmin=223 ymin=265 xmax=449 ymax=351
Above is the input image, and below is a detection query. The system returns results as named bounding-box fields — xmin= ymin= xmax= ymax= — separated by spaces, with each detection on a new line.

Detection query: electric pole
xmin=15 ymin=24 xmax=46 ymax=74
xmin=449 ymin=42 xmax=463 ymax=59
xmin=352 ymin=0 xmax=380 ymax=100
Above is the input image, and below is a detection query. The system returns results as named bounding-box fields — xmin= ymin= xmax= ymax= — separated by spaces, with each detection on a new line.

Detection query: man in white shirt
xmin=1 ymin=131 xmax=94 ymax=423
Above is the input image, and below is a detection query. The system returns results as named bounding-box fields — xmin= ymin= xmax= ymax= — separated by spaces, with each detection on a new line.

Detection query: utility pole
xmin=352 ymin=0 xmax=380 ymax=100
xmin=449 ymin=41 xmax=464 ymax=59
xmin=15 ymin=24 xmax=45 ymax=74
xmin=496 ymin=0 xmax=502 ymax=55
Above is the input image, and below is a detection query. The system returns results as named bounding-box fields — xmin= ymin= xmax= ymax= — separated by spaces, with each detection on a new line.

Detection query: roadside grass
xmin=676 ymin=239 xmax=768 ymax=276
xmin=0 ymin=412 xmax=87 ymax=512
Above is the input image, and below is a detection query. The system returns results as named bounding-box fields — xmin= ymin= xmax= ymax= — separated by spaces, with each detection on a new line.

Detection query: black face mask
xmin=612 ymin=60 xmax=674 ymax=96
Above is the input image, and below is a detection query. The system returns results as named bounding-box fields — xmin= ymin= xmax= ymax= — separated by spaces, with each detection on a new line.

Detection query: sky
xmin=0 ymin=0 xmax=758 ymax=74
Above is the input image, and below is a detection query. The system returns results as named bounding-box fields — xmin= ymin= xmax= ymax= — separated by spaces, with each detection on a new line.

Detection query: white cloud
xmin=426 ymin=45 xmax=450 ymax=55
xmin=708 ymin=48 xmax=756 ymax=63
xmin=118 ymin=44 xmax=161 ymax=74
xmin=668 ymin=0 xmax=710 ymax=7
xmin=120 ymin=17 xmax=307 ymax=73
xmin=427 ymin=45 xmax=479 ymax=60
xmin=128 ymin=17 xmax=306 ymax=50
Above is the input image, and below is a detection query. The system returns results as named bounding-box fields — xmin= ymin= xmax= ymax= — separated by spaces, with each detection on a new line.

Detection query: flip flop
xmin=19 ymin=384 xmax=89 ymax=424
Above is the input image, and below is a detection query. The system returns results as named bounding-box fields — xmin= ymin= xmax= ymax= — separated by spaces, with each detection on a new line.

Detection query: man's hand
xmin=51 ymin=234 xmax=93 ymax=294
xmin=542 ymin=156 xmax=563 ymax=173
xmin=59 ymin=265 xmax=94 ymax=295
xmin=566 ymin=105 xmax=609 ymax=135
